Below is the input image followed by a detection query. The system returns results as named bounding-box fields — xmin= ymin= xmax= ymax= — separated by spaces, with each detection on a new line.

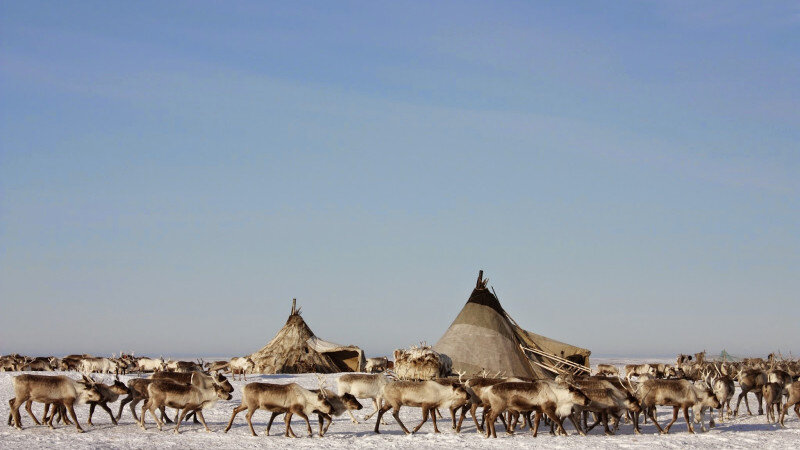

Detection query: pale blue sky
xmin=1 ymin=1 xmax=798 ymax=358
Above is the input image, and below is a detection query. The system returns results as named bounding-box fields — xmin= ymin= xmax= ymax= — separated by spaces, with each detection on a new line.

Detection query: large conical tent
xmin=433 ymin=271 xmax=590 ymax=379
xmin=248 ymin=299 xmax=365 ymax=374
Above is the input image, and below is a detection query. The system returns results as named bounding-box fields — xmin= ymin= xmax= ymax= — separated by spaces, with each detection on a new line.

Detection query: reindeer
xmin=23 ymin=357 xmax=58 ymax=371
xmin=117 ymin=378 xmax=155 ymax=423
xmin=229 ymin=357 xmax=255 ymax=381
xmin=151 ymin=370 xmax=233 ymax=393
xmin=79 ymin=357 xmax=119 ymax=374
xmin=767 ymin=369 xmax=793 ymax=394
xmin=86 ymin=377 xmax=130 ymax=426
xmin=572 ymin=377 xmax=642 ymax=435
xmin=595 ymin=364 xmax=619 ymax=377
xmin=708 ymin=366 xmax=735 ymax=422
xmin=365 ymin=357 xmax=389 ymax=373
xmin=140 ymin=373 xmax=233 ymax=433
xmin=779 ymin=381 xmax=800 ymax=427
xmin=373 ymin=379 xmax=469 ymax=434
xmin=625 ymin=364 xmax=656 ymax=380
xmin=179 ymin=360 xmax=204 ymax=373
xmin=637 ymin=379 xmax=720 ymax=434
xmin=115 ymin=378 xmax=178 ymax=424
xmin=59 ymin=355 xmax=88 ymax=371
xmin=576 ymin=387 xmax=639 ymax=435
xmin=8 ymin=374 xmax=101 ymax=432
xmin=483 ymin=380 xmax=591 ymax=438
xmin=135 ymin=357 xmax=166 ymax=373
xmin=336 ymin=373 xmax=392 ymax=423
xmin=44 ymin=375 xmax=132 ymax=426
xmin=224 ymin=382 xmax=333 ymax=437
xmin=763 ymin=383 xmax=783 ymax=424
xmin=261 ymin=375 xmax=363 ymax=437
xmin=734 ymin=368 xmax=767 ymax=416
xmin=456 ymin=377 xmax=515 ymax=434
xmin=207 ymin=360 xmax=230 ymax=374
xmin=1 ymin=355 xmax=23 ymax=371
xmin=150 ymin=371 xmax=233 ymax=423
xmin=310 ymin=389 xmax=362 ymax=436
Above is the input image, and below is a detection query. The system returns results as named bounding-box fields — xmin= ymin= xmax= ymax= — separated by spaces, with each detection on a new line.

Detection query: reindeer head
xmin=77 ymin=375 xmax=102 ymax=403
xmin=450 ymin=384 xmax=470 ymax=407
xmin=214 ymin=372 xmax=234 ymax=393
xmin=213 ymin=383 xmax=233 ymax=401
xmin=110 ymin=376 xmax=130 ymax=395
xmin=340 ymin=393 xmax=363 ymax=411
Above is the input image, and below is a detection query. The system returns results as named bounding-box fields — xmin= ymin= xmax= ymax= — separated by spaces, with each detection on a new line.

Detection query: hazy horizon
xmin=1 ymin=1 xmax=798 ymax=359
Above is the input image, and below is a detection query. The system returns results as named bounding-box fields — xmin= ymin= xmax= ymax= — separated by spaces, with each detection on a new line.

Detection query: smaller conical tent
xmin=434 ymin=271 xmax=590 ymax=379
xmin=248 ymin=299 xmax=365 ymax=374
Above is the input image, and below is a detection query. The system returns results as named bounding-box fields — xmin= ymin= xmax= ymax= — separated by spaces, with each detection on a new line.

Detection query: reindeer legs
xmin=266 ymin=411 xmax=280 ymax=435
xmin=195 ymin=410 xmax=211 ymax=432
xmin=22 ymin=400 xmax=41 ymax=426
xmin=117 ymin=395 xmax=132 ymax=421
xmin=664 ymin=406 xmax=680 ymax=433
xmin=223 ymin=404 xmax=247 ymax=434
xmin=64 ymin=400 xmax=84 ymax=433
xmin=650 ymin=407 xmax=666 ymax=434
xmin=393 ymin=407 xmax=410 ymax=434
xmin=412 ymin=407 xmax=430 ymax=433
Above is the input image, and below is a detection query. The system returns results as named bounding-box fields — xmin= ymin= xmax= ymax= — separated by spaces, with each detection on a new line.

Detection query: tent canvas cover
xmin=433 ymin=271 xmax=590 ymax=379
xmin=248 ymin=300 xmax=365 ymax=374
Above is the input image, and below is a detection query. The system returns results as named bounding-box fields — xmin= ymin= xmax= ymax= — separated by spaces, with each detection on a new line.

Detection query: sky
xmin=1 ymin=1 xmax=798 ymax=359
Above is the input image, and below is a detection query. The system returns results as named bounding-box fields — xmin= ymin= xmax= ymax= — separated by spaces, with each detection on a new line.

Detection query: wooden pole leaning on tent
xmin=291 ymin=298 xmax=296 ymax=315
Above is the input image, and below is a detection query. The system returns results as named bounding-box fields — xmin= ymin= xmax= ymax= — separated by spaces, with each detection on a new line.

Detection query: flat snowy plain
xmin=1 ymin=358 xmax=798 ymax=449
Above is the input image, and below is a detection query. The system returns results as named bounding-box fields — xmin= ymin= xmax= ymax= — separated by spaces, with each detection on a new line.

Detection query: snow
xmin=1 ymin=358 xmax=799 ymax=449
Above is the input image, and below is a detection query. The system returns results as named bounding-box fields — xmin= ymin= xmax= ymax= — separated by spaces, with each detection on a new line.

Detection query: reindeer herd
xmin=2 ymin=351 xmax=800 ymax=439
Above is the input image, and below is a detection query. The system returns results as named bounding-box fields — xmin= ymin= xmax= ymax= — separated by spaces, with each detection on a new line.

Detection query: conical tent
xmin=248 ymin=300 xmax=365 ymax=374
xmin=433 ymin=271 xmax=590 ymax=379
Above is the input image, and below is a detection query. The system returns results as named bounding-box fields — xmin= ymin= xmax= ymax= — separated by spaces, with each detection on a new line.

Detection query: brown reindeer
xmin=484 ymin=380 xmax=590 ymax=438
xmin=374 ymin=379 xmax=470 ymax=434
xmin=224 ymin=382 xmax=333 ymax=437
xmin=779 ymin=381 xmax=800 ymax=427
xmin=139 ymin=373 xmax=232 ymax=433
xmin=638 ymin=379 xmax=720 ymax=434
xmin=8 ymin=374 xmax=101 ymax=432
xmin=734 ymin=369 xmax=767 ymax=416
xmin=762 ymin=383 xmax=783 ymax=424
xmin=86 ymin=377 xmax=130 ymax=426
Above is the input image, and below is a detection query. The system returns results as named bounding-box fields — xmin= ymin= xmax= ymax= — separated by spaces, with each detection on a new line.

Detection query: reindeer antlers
xmin=455 ymin=370 xmax=466 ymax=383
xmin=314 ymin=373 xmax=329 ymax=397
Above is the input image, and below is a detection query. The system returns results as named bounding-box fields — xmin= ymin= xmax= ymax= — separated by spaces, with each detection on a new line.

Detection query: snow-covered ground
xmin=1 ymin=358 xmax=798 ymax=449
